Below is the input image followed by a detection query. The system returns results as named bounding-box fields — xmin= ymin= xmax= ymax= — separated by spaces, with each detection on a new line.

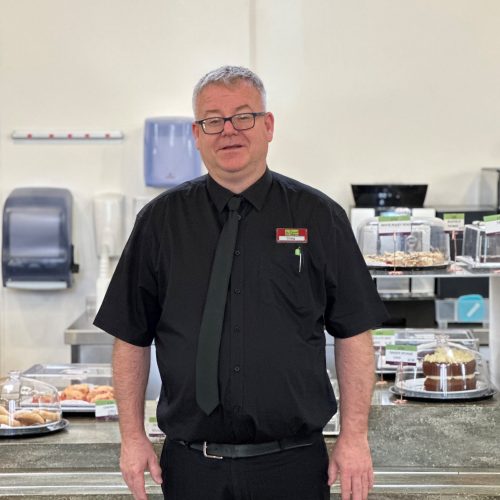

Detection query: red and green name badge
xmin=276 ymin=228 xmax=308 ymax=243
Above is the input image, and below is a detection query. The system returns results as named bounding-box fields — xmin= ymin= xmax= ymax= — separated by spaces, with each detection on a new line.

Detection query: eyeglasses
xmin=195 ymin=112 xmax=266 ymax=135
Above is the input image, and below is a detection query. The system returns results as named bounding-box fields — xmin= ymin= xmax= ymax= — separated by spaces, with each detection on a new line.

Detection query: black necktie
xmin=196 ymin=196 xmax=242 ymax=415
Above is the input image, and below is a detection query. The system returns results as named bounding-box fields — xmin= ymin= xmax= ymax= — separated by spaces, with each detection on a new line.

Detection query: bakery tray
xmin=390 ymin=381 xmax=495 ymax=402
xmin=0 ymin=418 xmax=69 ymax=438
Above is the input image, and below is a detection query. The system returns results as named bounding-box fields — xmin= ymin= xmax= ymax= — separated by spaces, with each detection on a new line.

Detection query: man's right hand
xmin=120 ymin=436 xmax=163 ymax=500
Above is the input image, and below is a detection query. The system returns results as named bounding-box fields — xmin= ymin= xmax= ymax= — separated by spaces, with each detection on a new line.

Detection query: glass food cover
xmin=372 ymin=328 xmax=479 ymax=373
xmin=0 ymin=371 xmax=65 ymax=436
xmin=358 ymin=215 xmax=450 ymax=269
xmin=457 ymin=219 xmax=500 ymax=268
xmin=393 ymin=335 xmax=493 ymax=400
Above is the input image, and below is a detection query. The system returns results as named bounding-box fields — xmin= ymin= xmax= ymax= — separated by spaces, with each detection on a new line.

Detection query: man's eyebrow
xmin=203 ymin=105 xmax=253 ymax=116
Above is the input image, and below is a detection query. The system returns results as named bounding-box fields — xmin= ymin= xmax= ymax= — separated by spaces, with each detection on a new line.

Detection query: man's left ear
xmin=192 ymin=122 xmax=201 ymax=150
xmin=265 ymin=112 xmax=275 ymax=142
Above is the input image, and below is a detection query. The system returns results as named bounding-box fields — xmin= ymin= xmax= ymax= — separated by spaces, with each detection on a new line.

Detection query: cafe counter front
xmin=1 ymin=387 xmax=499 ymax=499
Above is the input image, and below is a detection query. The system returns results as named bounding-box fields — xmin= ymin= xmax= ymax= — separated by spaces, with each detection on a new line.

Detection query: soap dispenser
xmin=93 ymin=193 xmax=124 ymax=312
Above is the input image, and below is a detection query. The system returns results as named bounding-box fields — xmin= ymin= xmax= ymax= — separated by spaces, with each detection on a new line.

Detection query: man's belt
xmin=175 ymin=434 xmax=316 ymax=459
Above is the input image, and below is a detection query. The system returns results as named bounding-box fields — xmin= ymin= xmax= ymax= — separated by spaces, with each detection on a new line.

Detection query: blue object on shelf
xmin=144 ymin=117 xmax=202 ymax=188
xmin=457 ymin=294 xmax=485 ymax=323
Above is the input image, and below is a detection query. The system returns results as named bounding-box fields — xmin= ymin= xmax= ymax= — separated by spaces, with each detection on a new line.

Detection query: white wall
xmin=1 ymin=0 xmax=499 ymax=374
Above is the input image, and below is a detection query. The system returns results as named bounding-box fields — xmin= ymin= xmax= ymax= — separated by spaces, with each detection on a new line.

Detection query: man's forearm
xmin=334 ymin=331 xmax=375 ymax=436
xmin=112 ymin=338 xmax=151 ymax=442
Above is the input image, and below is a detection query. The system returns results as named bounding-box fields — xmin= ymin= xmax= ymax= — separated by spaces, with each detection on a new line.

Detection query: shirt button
xmin=233 ymin=365 xmax=241 ymax=373
xmin=234 ymin=288 xmax=241 ymax=294
xmin=234 ymin=250 xmax=241 ymax=256
xmin=234 ymin=325 xmax=241 ymax=333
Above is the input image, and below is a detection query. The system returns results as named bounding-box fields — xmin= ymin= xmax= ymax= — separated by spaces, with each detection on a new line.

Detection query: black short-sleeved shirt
xmin=94 ymin=168 xmax=388 ymax=444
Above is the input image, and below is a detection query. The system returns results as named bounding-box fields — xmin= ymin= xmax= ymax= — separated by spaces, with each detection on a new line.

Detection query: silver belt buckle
xmin=203 ymin=441 xmax=223 ymax=460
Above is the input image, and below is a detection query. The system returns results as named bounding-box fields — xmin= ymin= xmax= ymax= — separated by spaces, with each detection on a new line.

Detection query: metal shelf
xmin=370 ymin=264 xmax=499 ymax=279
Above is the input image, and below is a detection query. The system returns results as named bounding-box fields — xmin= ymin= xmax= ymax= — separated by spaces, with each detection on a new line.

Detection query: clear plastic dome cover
xmin=0 ymin=371 xmax=62 ymax=428
xmin=394 ymin=335 xmax=492 ymax=400
xmin=458 ymin=221 xmax=500 ymax=268
xmin=358 ymin=216 xmax=450 ymax=269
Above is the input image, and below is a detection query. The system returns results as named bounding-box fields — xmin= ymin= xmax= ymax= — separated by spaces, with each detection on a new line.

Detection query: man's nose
xmin=221 ymin=118 xmax=238 ymax=135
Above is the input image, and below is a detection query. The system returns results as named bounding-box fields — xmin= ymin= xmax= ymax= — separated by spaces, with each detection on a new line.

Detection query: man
xmin=94 ymin=65 xmax=388 ymax=500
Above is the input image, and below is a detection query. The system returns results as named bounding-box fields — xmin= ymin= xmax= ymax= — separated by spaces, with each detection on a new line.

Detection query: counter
xmin=1 ymin=386 xmax=499 ymax=499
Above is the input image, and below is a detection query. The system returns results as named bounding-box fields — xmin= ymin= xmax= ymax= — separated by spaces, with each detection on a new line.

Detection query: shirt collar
xmin=207 ymin=168 xmax=273 ymax=213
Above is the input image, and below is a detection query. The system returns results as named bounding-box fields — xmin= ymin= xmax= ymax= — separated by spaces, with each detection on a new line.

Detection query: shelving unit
xmin=371 ymin=265 xmax=500 ymax=390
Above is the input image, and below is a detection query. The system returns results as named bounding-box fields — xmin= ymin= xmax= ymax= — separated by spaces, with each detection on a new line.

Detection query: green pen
xmin=295 ymin=246 xmax=302 ymax=272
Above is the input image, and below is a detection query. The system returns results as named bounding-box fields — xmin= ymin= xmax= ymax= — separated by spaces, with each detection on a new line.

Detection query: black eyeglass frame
xmin=195 ymin=112 xmax=267 ymax=135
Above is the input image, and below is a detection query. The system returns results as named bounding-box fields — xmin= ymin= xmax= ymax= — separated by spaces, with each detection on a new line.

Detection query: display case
xmin=457 ymin=221 xmax=500 ymax=268
xmin=22 ymin=364 xmax=115 ymax=413
xmin=392 ymin=335 xmax=494 ymax=400
xmin=0 ymin=370 xmax=67 ymax=436
xmin=358 ymin=216 xmax=450 ymax=269
xmin=373 ymin=328 xmax=479 ymax=373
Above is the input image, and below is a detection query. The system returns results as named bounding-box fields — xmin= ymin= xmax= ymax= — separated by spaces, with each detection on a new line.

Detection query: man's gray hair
xmin=192 ymin=65 xmax=267 ymax=116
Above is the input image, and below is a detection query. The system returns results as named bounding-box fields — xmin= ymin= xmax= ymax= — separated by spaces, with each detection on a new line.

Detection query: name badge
xmin=276 ymin=228 xmax=308 ymax=243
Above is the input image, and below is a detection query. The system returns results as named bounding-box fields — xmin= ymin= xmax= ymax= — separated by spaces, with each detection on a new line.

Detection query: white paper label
xmin=372 ymin=329 xmax=396 ymax=347
xmin=484 ymin=215 xmax=500 ymax=235
xmin=443 ymin=213 xmax=465 ymax=232
xmin=146 ymin=416 xmax=166 ymax=441
xmin=95 ymin=399 xmax=118 ymax=420
xmin=378 ymin=216 xmax=411 ymax=235
xmin=384 ymin=344 xmax=418 ymax=366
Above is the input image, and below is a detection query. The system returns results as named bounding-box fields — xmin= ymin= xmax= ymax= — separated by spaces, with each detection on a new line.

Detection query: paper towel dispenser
xmin=2 ymin=187 xmax=79 ymax=290
xmin=144 ymin=117 xmax=202 ymax=188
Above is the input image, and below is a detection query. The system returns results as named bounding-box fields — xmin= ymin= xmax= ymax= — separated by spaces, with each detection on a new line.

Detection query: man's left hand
xmin=328 ymin=433 xmax=374 ymax=500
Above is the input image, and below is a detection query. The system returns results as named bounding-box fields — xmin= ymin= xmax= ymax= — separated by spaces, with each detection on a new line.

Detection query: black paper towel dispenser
xmin=2 ymin=187 xmax=79 ymax=289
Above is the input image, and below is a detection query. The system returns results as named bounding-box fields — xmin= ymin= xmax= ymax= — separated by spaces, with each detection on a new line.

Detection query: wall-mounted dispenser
xmin=93 ymin=193 xmax=124 ymax=312
xmin=144 ymin=117 xmax=202 ymax=188
xmin=2 ymin=187 xmax=78 ymax=290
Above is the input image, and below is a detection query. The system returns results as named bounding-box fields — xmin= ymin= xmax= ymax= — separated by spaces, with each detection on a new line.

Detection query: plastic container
xmin=457 ymin=221 xmax=500 ymax=268
xmin=0 ymin=371 xmax=65 ymax=436
xmin=435 ymin=295 xmax=489 ymax=328
xmin=144 ymin=117 xmax=202 ymax=188
xmin=358 ymin=216 xmax=450 ymax=269
xmin=393 ymin=334 xmax=493 ymax=400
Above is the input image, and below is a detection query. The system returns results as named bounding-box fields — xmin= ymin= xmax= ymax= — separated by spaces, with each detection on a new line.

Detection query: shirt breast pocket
xmin=259 ymin=245 xmax=311 ymax=313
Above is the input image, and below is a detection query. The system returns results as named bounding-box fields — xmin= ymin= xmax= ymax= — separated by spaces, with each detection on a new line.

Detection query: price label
xmin=384 ymin=344 xmax=417 ymax=366
xmin=372 ymin=329 xmax=396 ymax=347
xmin=484 ymin=214 xmax=500 ymax=235
xmin=146 ymin=416 xmax=166 ymax=440
xmin=95 ymin=399 xmax=118 ymax=420
xmin=378 ymin=215 xmax=411 ymax=235
xmin=443 ymin=213 xmax=465 ymax=232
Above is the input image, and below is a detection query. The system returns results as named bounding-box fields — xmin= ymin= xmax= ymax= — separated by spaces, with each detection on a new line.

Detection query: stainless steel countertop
xmin=64 ymin=311 xmax=114 ymax=345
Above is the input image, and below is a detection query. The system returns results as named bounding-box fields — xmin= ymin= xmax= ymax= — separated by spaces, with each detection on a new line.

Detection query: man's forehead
xmin=196 ymin=81 xmax=260 ymax=111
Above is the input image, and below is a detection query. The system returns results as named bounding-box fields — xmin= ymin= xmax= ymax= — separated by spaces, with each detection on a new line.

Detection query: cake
xmin=422 ymin=347 xmax=476 ymax=392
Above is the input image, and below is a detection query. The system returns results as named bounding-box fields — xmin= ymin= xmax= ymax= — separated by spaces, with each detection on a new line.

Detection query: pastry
xmin=0 ymin=415 xmax=21 ymax=427
xmin=365 ymin=250 xmax=445 ymax=267
xmin=33 ymin=409 xmax=60 ymax=422
xmin=14 ymin=410 xmax=45 ymax=426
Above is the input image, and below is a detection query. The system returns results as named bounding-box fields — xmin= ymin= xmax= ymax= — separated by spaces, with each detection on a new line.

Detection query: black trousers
xmin=160 ymin=435 xmax=330 ymax=500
